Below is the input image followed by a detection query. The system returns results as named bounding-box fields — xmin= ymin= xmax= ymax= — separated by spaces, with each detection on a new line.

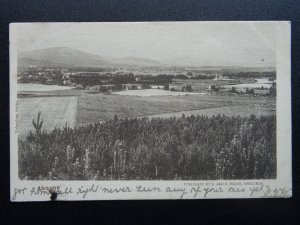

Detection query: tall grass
xmin=18 ymin=113 xmax=276 ymax=180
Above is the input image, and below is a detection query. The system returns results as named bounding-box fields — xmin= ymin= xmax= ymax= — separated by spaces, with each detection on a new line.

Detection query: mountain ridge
xmin=18 ymin=47 xmax=110 ymax=67
xmin=18 ymin=47 xmax=163 ymax=67
xmin=111 ymin=56 xmax=163 ymax=67
xmin=17 ymin=47 xmax=276 ymax=70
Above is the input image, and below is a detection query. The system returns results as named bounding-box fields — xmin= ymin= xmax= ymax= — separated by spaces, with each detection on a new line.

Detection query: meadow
xmin=18 ymin=83 xmax=73 ymax=92
xmin=112 ymin=89 xmax=204 ymax=96
xmin=77 ymin=93 xmax=275 ymax=125
xmin=143 ymin=105 xmax=275 ymax=119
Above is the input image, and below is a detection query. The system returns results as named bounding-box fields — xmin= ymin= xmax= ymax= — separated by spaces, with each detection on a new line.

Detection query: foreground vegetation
xmin=19 ymin=113 xmax=276 ymax=180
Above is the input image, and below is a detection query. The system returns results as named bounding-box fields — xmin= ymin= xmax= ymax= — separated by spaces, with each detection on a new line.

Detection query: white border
xmin=10 ymin=22 xmax=292 ymax=201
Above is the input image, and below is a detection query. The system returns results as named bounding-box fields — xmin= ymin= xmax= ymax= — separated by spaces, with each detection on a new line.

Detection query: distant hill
xmin=220 ymin=66 xmax=276 ymax=73
xmin=185 ymin=66 xmax=276 ymax=73
xmin=18 ymin=47 xmax=111 ymax=67
xmin=18 ymin=47 xmax=164 ymax=68
xmin=112 ymin=57 xmax=163 ymax=67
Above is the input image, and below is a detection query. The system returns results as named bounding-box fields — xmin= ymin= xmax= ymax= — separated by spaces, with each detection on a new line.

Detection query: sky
xmin=13 ymin=22 xmax=278 ymax=67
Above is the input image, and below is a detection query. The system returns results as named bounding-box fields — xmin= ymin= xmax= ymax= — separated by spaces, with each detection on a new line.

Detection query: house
xmin=207 ymin=84 xmax=218 ymax=91
xmin=63 ymin=80 xmax=72 ymax=86
xmin=75 ymin=84 xmax=83 ymax=89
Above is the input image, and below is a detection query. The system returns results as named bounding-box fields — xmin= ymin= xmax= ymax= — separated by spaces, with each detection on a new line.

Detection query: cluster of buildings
xmin=213 ymin=73 xmax=234 ymax=81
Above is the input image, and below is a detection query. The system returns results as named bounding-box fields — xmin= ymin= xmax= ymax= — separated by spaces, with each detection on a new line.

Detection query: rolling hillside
xmin=18 ymin=47 xmax=164 ymax=68
xmin=18 ymin=47 xmax=111 ymax=67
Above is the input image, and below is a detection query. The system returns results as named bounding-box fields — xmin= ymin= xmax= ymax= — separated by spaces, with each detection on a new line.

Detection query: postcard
xmin=10 ymin=21 xmax=292 ymax=201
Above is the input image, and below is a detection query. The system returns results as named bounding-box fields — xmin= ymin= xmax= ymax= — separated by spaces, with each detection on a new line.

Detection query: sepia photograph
xmin=9 ymin=22 xmax=292 ymax=200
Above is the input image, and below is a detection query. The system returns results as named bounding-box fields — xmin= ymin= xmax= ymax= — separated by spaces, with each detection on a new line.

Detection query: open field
xmin=78 ymin=93 xmax=275 ymax=124
xmin=17 ymin=96 xmax=78 ymax=139
xmin=112 ymin=89 xmax=205 ymax=96
xmin=222 ymin=83 xmax=272 ymax=90
xmin=18 ymin=83 xmax=74 ymax=92
xmin=142 ymin=105 xmax=275 ymax=119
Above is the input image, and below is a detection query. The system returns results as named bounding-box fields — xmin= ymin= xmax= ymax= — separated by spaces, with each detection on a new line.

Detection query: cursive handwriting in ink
xmin=12 ymin=187 xmax=27 ymax=201
xmin=166 ymin=187 xmax=187 ymax=199
xmin=228 ymin=187 xmax=245 ymax=193
xmin=263 ymin=186 xmax=291 ymax=198
xmin=249 ymin=184 xmax=264 ymax=197
xmin=203 ymin=187 xmax=223 ymax=198
xmin=102 ymin=186 xmax=132 ymax=194
xmin=136 ymin=185 xmax=161 ymax=192
xmin=57 ymin=186 xmax=73 ymax=196
xmin=77 ymin=184 xmax=99 ymax=199
xmin=190 ymin=186 xmax=202 ymax=198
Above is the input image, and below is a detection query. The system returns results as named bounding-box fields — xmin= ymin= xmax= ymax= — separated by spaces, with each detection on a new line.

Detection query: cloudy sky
xmin=14 ymin=22 xmax=277 ymax=67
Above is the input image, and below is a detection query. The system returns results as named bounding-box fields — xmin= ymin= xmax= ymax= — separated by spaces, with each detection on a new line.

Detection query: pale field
xmin=112 ymin=89 xmax=206 ymax=96
xmin=221 ymin=78 xmax=274 ymax=90
xmin=18 ymin=83 xmax=73 ymax=92
xmin=17 ymin=96 xmax=78 ymax=139
xmin=222 ymin=83 xmax=272 ymax=90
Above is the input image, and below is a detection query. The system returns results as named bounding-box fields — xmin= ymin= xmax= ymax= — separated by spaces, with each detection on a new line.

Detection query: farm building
xmin=207 ymin=85 xmax=219 ymax=91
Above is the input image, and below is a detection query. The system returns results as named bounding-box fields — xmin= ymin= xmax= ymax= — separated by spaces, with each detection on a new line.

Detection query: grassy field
xmin=17 ymin=96 xmax=78 ymax=139
xmin=113 ymin=89 xmax=205 ymax=96
xmin=18 ymin=83 xmax=73 ymax=92
xmin=78 ymin=93 xmax=275 ymax=125
xmin=143 ymin=105 xmax=275 ymax=119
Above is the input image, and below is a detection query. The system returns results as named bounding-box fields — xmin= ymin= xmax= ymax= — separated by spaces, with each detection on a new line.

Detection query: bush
xmin=141 ymin=84 xmax=151 ymax=89
xmin=185 ymin=85 xmax=193 ymax=92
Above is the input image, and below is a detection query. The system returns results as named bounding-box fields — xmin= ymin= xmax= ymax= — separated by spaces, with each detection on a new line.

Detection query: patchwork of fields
xmin=17 ymin=89 xmax=276 ymax=139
